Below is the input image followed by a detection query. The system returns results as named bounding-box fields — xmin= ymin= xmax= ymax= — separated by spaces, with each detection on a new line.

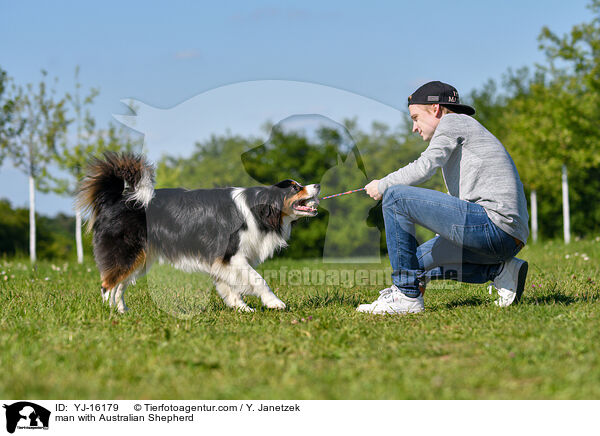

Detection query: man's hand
xmin=365 ymin=179 xmax=382 ymax=201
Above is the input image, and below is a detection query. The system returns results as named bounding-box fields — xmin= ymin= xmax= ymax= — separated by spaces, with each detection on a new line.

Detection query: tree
xmin=4 ymin=71 xmax=69 ymax=263
xmin=52 ymin=122 xmax=141 ymax=263
xmin=156 ymin=133 xmax=261 ymax=189
xmin=50 ymin=67 xmax=141 ymax=263
xmin=0 ymin=67 xmax=20 ymax=163
xmin=0 ymin=67 xmax=8 ymax=159
xmin=461 ymin=1 xmax=600 ymax=239
xmin=502 ymin=1 xmax=600 ymax=238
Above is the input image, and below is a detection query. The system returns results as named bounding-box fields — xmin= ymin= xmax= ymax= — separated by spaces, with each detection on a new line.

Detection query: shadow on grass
xmin=442 ymin=292 xmax=599 ymax=309
xmin=298 ymin=291 xmax=365 ymax=309
xmin=443 ymin=295 xmax=487 ymax=309
xmin=440 ymin=291 xmax=599 ymax=309
xmin=526 ymin=280 xmax=600 ymax=305
xmin=527 ymin=292 xmax=599 ymax=306
xmin=172 ymin=359 xmax=221 ymax=370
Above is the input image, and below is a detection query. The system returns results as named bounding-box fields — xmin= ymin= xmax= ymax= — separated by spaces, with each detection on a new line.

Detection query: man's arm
xmin=366 ymin=117 xmax=464 ymax=199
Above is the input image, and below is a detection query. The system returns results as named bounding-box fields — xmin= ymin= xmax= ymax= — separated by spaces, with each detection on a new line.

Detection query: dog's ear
xmin=274 ymin=179 xmax=302 ymax=190
xmin=246 ymin=186 xmax=285 ymax=231
xmin=253 ymin=202 xmax=282 ymax=231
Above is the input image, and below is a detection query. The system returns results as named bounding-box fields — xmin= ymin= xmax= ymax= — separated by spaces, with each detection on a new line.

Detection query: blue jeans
xmin=382 ymin=184 xmax=524 ymax=298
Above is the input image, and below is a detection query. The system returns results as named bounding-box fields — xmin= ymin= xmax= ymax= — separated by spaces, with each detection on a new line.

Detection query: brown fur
xmin=101 ymin=249 xmax=147 ymax=290
xmin=75 ymin=151 xmax=153 ymax=232
xmin=282 ymin=186 xmax=309 ymax=216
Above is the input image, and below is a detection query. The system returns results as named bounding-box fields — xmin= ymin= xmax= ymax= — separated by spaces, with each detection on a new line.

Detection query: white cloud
xmin=174 ymin=49 xmax=201 ymax=60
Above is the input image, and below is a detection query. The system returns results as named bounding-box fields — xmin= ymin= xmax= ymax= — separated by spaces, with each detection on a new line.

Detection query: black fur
xmin=245 ymin=186 xmax=286 ymax=232
xmin=92 ymin=193 xmax=147 ymax=278
xmin=147 ymin=187 xmax=247 ymax=264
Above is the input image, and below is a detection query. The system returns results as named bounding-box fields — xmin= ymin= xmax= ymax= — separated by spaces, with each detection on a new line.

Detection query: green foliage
xmin=242 ymin=121 xmax=360 ymax=258
xmin=466 ymin=1 xmax=600 ymax=240
xmin=0 ymin=66 xmax=17 ymax=160
xmin=320 ymin=152 xmax=380 ymax=259
xmin=156 ymin=134 xmax=261 ymax=189
xmin=0 ymin=199 xmax=27 ymax=256
xmin=2 ymin=70 xmax=71 ymax=262
xmin=0 ymin=199 xmax=91 ymax=259
xmin=4 ymin=70 xmax=69 ymax=188
xmin=51 ymin=67 xmax=141 ymax=195
xmin=241 ymin=123 xmax=346 ymax=185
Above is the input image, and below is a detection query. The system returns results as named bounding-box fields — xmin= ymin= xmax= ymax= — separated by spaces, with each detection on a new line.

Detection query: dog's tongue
xmin=296 ymin=205 xmax=316 ymax=212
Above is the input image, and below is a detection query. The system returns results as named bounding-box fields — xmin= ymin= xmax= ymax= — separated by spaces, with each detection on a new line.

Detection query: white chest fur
xmin=231 ymin=188 xmax=291 ymax=265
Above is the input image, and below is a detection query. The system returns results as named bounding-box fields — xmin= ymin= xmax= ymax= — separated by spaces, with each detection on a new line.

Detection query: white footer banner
xmin=0 ymin=400 xmax=596 ymax=435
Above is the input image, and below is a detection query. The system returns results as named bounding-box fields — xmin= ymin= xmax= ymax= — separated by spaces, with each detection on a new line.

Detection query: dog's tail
xmin=75 ymin=151 xmax=155 ymax=232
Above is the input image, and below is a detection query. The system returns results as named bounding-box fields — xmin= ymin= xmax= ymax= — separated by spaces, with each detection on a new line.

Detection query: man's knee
xmin=382 ymin=184 xmax=411 ymax=207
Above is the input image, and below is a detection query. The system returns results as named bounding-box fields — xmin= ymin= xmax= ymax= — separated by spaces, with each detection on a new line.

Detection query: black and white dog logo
xmin=3 ymin=402 xmax=50 ymax=434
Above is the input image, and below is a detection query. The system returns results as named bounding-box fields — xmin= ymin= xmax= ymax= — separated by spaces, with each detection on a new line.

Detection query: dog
xmin=76 ymin=151 xmax=320 ymax=313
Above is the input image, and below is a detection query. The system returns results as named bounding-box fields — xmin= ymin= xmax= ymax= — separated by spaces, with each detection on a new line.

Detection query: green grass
xmin=1 ymin=239 xmax=599 ymax=399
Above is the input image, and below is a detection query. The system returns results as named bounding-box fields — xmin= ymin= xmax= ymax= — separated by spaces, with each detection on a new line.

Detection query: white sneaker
xmin=487 ymin=257 xmax=528 ymax=307
xmin=356 ymin=285 xmax=424 ymax=314
xmin=356 ymin=285 xmax=394 ymax=312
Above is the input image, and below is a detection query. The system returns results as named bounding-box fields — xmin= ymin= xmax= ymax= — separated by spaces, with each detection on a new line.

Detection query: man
xmin=359 ymin=81 xmax=529 ymax=314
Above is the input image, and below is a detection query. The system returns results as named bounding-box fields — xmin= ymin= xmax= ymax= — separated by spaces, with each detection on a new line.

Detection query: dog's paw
xmin=264 ymin=299 xmax=286 ymax=310
xmin=236 ymin=305 xmax=255 ymax=313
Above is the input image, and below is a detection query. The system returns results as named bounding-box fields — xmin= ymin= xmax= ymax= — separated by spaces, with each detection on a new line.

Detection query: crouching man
xmin=360 ymin=81 xmax=529 ymax=314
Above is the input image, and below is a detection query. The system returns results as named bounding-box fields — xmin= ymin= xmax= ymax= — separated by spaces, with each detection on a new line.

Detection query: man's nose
xmin=412 ymin=122 xmax=418 ymax=132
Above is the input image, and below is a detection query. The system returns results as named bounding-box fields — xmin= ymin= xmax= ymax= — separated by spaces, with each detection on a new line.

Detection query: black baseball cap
xmin=408 ymin=81 xmax=475 ymax=115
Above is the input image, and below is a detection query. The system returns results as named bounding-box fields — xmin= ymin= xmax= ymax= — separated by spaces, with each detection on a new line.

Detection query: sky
xmin=0 ymin=0 xmax=594 ymax=215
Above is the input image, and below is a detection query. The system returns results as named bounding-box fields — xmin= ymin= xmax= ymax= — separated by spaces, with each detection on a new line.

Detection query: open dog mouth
xmin=293 ymin=197 xmax=319 ymax=215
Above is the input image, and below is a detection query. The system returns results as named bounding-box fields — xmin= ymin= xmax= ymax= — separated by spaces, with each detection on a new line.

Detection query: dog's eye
xmin=292 ymin=183 xmax=301 ymax=192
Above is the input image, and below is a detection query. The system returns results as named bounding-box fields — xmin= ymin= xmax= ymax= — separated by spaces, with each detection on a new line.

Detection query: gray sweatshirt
xmin=378 ymin=113 xmax=529 ymax=244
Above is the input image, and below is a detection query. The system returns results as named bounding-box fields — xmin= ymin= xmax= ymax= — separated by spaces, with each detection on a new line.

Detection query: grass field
xmin=1 ymin=239 xmax=599 ymax=399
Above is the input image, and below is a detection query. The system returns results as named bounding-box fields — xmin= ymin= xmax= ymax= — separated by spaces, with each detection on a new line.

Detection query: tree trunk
xmin=562 ymin=165 xmax=570 ymax=244
xmin=530 ymin=190 xmax=538 ymax=243
xmin=75 ymin=209 xmax=83 ymax=264
xmin=29 ymin=174 xmax=36 ymax=263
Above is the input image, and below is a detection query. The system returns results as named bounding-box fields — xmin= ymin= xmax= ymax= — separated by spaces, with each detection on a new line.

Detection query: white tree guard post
xmin=75 ymin=209 xmax=83 ymax=264
xmin=562 ymin=165 xmax=571 ymax=244
xmin=531 ymin=190 xmax=538 ymax=243
xmin=29 ymin=175 xmax=36 ymax=263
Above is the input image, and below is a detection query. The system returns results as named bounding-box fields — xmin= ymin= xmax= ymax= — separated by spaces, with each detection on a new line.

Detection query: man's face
xmin=409 ymin=104 xmax=442 ymax=141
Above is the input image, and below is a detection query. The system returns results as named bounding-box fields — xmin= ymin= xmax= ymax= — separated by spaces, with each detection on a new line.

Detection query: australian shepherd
xmin=76 ymin=152 xmax=320 ymax=313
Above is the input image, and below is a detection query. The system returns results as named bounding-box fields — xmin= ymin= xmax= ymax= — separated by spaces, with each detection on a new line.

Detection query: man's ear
xmin=432 ymin=104 xmax=442 ymax=118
